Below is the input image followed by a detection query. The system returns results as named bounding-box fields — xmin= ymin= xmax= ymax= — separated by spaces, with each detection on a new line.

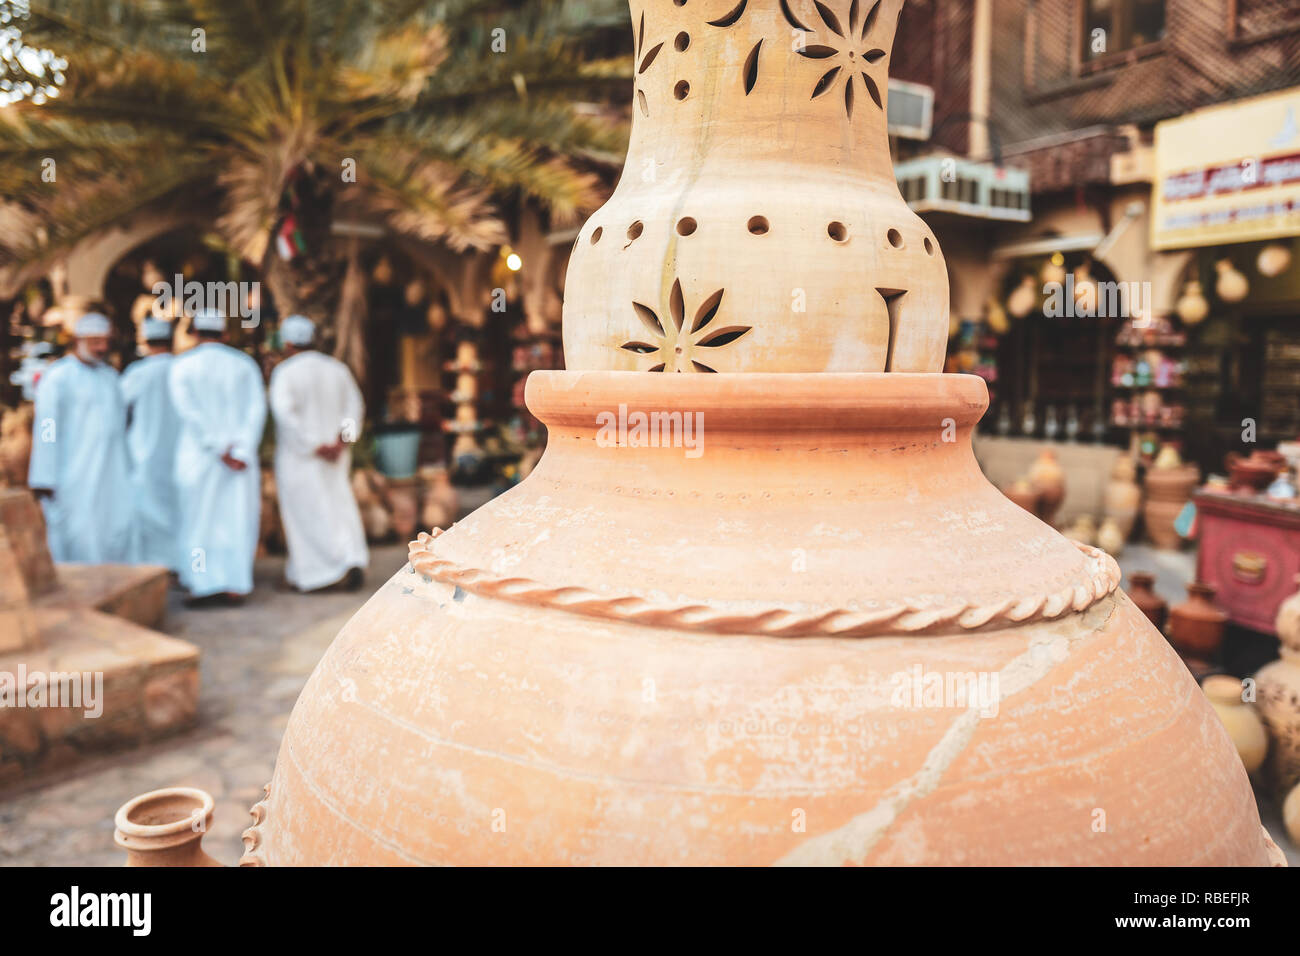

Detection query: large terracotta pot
xmin=233 ymin=0 xmax=1279 ymax=867
xmin=1201 ymin=675 xmax=1268 ymax=775
xmin=239 ymin=375 xmax=1279 ymax=866
xmin=1143 ymin=464 xmax=1198 ymax=550
xmin=1258 ymin=574 xmax=1300 ymax=800
xmin=1127 ymin=572 xmax=1167 ymax=631
xmin=1168 ymin=582 xmax=1228 ymax=665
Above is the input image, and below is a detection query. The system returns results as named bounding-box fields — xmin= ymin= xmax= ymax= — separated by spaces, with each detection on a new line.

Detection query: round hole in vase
xmin=627 ymin=221 xmax=644 ymax=241
xmin=590 ymin=226 xmax=603 ymax=245
xmin=887 ymin=228 xmax=904 ymax=248
xmin=828 ymin=221 xmax=848 ymax=242
xmin=924 ymin=236 xmax=934 ymax=256
xmin=676 ymin=217 xmax=698 ymax=236
xmin=748 ymin=216 xmax=770 ymax=236
xmin=674 ymin=81 xmax=690 ymax=100
xmin=675 ymin=32 xmax=690 ymax=52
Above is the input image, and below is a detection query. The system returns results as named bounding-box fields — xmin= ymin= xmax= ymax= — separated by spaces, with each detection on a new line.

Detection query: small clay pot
xmin=114 ymin=788 xmax=221 ymax=867
xmin=1003 ymin=480 xmax=1039 ymax=516
xmin=1201 ymin=675 xmax=1268 ymax=775
xmin=1226 ymin=451 xmax=1280 ymax=493
xmin=1168 ymin=582 xmax=1228 ymax=664
xmin=1029 ymin=450 xmax=1065 ymax=526
xmin=1127 ymin=572 xmax=1167 ymax=631
xmin=1104 ymin=457 xmax=1141 ymax=538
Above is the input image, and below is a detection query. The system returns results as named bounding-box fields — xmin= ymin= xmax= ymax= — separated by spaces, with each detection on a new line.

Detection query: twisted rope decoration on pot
xmin=407 ymin=529 xmax=1122 ymax=637
xmin=239 ymin=783 xmax=271 ymax=867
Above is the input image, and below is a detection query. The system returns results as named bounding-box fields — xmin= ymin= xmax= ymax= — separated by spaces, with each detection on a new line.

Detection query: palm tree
xmin=0 ymin=0 xmax=631 ymax=329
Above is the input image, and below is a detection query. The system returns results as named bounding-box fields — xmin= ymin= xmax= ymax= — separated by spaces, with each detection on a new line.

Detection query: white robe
xmin=121 ymin=353 xmax=181 ymax=569
xmin=269 ymin=350 xmax=369 ymax=591
xmin=168 ymin=343 xmax=266 ymax=597
xmin=27 ymin=355 xmax=133 ymax=563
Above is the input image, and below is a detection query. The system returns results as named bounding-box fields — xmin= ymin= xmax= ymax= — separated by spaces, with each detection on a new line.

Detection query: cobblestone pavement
xmin=0 ymin=543 xmax=410 ymax=867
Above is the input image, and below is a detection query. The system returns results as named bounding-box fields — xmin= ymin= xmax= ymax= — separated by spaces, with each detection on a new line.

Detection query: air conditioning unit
xmin=887 ymin=79 xmax=934 ymax=141
xmin=894 ymin=155 xmax=1032 ymax=222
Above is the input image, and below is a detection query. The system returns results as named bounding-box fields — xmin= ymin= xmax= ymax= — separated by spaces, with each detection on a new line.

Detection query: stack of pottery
xmin=1144 ymin=445 xmax=1198 ymax=550
xmin=1168 ymin=582 xmax=1228 ymax=669
xmin=150 ymin=0 xmax=1284 ymax=867
xmin=1103 ymin=455 xmax=1141 ymax=539
xmin=1127 ymin=572 xmax=1168 ymax=630
xmin=1257 ymin=575 xmax=1300 ymax=801
xmin=1201 ymin=675 xmax=1268 ymax=775
xmin=1226 ymin=450 xmax=1284 ymax=494
xmin=1028 ymin=449 xmax=1065 ymax=527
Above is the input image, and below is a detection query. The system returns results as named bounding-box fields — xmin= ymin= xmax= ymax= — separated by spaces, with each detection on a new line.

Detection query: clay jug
xmin=115 ymin=788 xmax=221 ymax=867
xmin=1097 ymin=516 xmax=1125 ymax=556
xmin=1201 ymin=675 xmax=1268 ymax=775
xmin=1029 ymin=449 xmax=1065 ymax=526
xmin=1168 ymin=582 xmax=1228 ymax=664
xmin=233 ymin=0 xmax=1279 ymax=867
xmin=1127 ymin=572 xmax=1168 ymax=631
xmin=1258 ymin=574 xmax=1300 ymax=799
xmin=1103 ymin=456 xmax=1141 ymax=538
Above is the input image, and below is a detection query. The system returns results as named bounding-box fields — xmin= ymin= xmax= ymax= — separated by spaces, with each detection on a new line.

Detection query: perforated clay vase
xmin=236 ymin=0 xmax=1281 ymax=867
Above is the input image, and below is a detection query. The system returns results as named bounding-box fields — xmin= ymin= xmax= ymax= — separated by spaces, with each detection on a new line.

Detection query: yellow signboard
xmin=1152 ymin=87 xmax=1300 ymax=250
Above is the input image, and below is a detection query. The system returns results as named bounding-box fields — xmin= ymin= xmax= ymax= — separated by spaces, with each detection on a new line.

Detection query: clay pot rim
xmin=1201 ymin=674 xmax=1246 ymax=705
xmin=114 ymin=786 xmax=214 ymax=839
xmin=526 ymin=371 xmax=987 ymax=431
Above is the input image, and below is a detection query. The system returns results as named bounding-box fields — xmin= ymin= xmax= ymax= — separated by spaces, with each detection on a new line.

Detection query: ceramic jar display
xmin=1168 ymin=582 xmax=1228 ymax=666
xmin=1144 ymin=451 xmax=1198 ymax=550
xmin=1257 ymin=575 xmax=1300 ymax=799
xmin=1127 ymin=572 xmax=1168 ymax=631
xmin=1201 ymin=675 xmax=1268 ymax=775
xmin=231 ymin=0 xmax=1281 ymax=867
xmin=114 ymin=788 xmax=221 ymax=867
